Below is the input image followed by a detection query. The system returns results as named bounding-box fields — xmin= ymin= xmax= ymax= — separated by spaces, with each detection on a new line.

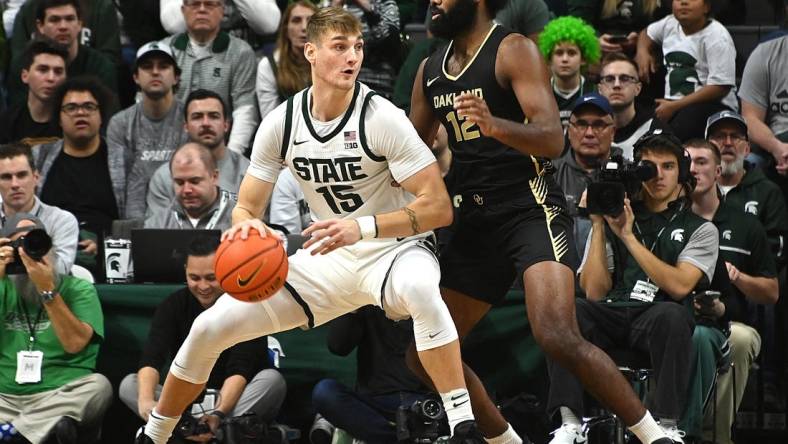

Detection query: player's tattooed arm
xmin=402 ymin=206 xmax=420 ymax=235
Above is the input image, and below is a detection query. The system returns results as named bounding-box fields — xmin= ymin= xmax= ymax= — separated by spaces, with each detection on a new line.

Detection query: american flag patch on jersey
xmin=344 ymin=131 xmax=356 ymax=141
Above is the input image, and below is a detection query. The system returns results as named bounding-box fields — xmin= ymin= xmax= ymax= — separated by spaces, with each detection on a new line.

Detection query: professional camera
xmin=396 ymin=398 xmax=449 ymax=443
xmin=6 ymin=228 xmax=52 ymax=274
xmin=175 ymin=413 xmax=212 ymax=439
xmin=586 ymin=156 xmax=657 ymax=216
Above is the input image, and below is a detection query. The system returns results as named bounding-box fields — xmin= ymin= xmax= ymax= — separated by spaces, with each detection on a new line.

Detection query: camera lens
xmin=22 ymin=229 xmax=52 ymax=261
xmin=420 ymin=399 xmax=443 ymax=420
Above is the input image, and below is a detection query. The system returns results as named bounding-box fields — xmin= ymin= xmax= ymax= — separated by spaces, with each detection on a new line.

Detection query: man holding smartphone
xmin=686 ymin=138 xmax=778 ymax=444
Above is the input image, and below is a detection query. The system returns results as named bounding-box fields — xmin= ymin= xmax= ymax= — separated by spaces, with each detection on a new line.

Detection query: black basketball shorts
xmin=439 ymin=194 xmax=579 ymax=305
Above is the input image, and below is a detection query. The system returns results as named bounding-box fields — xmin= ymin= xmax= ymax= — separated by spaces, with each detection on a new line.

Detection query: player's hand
xmin=726 ymin=261 xmax=741 ymax=283
xmin=454 ymin=93 xmax=497 ymax=137
xmin=19 ymin=247 xmax=56 ymax=293
xmin=222 ymin=219 xmax=281 ymax=242
xmin=138 ymin=399 xmax=156 ymax=422
xmin=654 ymin=99 xmax=677 ymax=122
xmin=302 ymin=219 xmax=361 ymax=255
xmin=603 ymin=198 xmax=634 ymax=241
xmin=0 ymin=238 xmax=13 ymax=278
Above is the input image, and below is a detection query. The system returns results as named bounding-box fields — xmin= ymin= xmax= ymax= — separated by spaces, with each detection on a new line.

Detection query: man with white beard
xmin=0 ymin=213 xmax=112 ymax=444
xmin=705 ymin=111 xmax=788 ymax=266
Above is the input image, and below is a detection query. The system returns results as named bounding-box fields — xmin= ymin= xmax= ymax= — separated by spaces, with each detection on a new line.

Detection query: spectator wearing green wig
xmin=539 ymin=16 xmax=601 ymax=132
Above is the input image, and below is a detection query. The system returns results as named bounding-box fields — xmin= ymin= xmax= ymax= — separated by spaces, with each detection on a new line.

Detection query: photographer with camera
xmin=554 ymin=93 xmax=621 ymax=258
xmin=686 ymin=139 xmax=779 ymax=444
xmin=311 ymin=306 xmax=436 ymax=444
xmin=0 ymin=213 xmax=112 ymax=444
xmin=120 ymin=234 xmax=286 ymax=443
xmin=0 ymin=143 xmax=79 ymax=275
xmin=546 ymin=131 xmax=719 ymax=444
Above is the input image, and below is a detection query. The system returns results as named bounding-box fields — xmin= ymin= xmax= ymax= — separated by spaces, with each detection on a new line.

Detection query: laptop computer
xmin=131 ymin=229 xmax=221 ymax=284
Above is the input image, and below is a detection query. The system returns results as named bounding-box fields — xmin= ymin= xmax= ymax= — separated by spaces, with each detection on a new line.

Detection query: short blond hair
xmin=307 ymin=6 xmax=362 ymax=45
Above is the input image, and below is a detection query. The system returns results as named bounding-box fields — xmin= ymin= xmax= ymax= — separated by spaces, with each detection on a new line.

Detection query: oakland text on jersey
xmin=432 ymin=88 xmax=484 ymax=109
xmin=292 ymin=156 xmax=368 ymax=183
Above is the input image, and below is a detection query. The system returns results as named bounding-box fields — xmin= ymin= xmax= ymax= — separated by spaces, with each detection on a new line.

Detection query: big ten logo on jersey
xmin=292 ymin=156 xmax=368 ymax=214
xmin=433 ymin=88 xmax=484 ymax=143
xmin=344 ymin=131 xmax=359 ymax=149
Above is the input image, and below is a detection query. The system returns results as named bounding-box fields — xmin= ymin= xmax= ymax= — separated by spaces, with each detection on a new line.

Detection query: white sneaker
xmin=548 ymin=423 xmax=587 ymax=444
xmin=659 ymin=424 xmax=686 ymax=443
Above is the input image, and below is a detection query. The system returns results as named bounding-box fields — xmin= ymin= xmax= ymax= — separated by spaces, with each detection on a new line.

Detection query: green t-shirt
xmin=0 ymin=276 xmax=104 ymax=395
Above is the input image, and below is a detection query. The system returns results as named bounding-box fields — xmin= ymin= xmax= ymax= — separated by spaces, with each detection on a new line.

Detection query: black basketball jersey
xmin=423 ymin=24 xmax=563 ymax=204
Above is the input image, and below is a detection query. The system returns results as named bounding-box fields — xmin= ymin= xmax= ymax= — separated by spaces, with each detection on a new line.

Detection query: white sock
xmin=628 ymin=411 xmax=668 ymax=444
xmin=559 ymin=406 xmax=582 ymax=426
xmin=485 ymin=423 xmax=522 ymax=444
xmin=440 ymin=388 xmax=474 ymax=433
xmin=144 ymin=409 xmax=181 ymax=444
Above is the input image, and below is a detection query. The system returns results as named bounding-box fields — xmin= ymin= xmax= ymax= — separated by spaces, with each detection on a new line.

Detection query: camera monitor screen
xmin=131 ymin=229 xmax=221 ymax=284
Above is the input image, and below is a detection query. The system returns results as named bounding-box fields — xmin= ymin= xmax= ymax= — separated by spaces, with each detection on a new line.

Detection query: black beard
xmin=429 ymin=0 xmax=478 ymax=40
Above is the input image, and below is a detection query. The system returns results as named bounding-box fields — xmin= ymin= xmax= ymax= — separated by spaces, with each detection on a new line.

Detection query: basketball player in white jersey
xmin=136 ymin=7 xmax=484 ymax=444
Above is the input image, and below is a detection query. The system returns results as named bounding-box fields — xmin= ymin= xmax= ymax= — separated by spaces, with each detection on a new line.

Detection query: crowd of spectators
xmin=0 ymin=0 xmax=786 ymax=443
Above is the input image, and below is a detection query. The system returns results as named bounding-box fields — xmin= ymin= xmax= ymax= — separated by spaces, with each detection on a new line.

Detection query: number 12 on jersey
xmin=316 ymin=185 xmax=363 ymax=214
xmin=445 ymin=110 xmax=481 ymax=142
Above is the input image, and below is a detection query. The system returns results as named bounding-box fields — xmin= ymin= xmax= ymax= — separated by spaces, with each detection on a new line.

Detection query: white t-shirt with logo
xmin=647 ymin=15 xmax=738 ymax=111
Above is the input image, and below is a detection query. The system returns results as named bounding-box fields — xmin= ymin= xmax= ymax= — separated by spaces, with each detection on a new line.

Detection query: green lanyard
xmin=19 ymin=299 xmax=44 ymax=351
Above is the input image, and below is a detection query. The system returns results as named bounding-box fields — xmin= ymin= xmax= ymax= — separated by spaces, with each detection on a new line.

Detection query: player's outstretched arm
xmin=302 ymin=163 xmax=452 ymax=255
xmin=409 ymin=59 xmax=441 ymax=146
xmin=454 ymin=34 xmax=563 ymax=158
xmin=225 ymin=174 xmax=277 ymax=241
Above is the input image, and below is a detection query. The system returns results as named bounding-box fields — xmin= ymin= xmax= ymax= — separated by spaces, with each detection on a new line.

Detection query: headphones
xmin=633 ymin=129 xmax=693 ymax=187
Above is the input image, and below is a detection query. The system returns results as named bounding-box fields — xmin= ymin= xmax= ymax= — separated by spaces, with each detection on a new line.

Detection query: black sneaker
xmin=651 ymin=439 xmax=678 ymax=444
xmin=134 ymin=430 xmax=155 ymax=444
xmin=449 ymin=420 xmax=485 ymax=444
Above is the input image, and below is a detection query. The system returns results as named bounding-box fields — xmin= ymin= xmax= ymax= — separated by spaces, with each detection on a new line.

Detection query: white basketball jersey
xmin=257 ymin=83 xmax=436 ymax=222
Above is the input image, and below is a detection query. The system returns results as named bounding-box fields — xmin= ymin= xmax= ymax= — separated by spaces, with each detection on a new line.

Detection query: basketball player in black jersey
xmin=407 ymin=0 xmax=675 ymax=443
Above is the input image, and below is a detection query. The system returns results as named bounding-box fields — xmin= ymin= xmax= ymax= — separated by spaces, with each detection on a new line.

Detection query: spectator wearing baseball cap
xmin=554 ymin=92 xmax=622 ymax=257
xmin=706 ymin=110 xmax=788 ymax=267
xmin=107 ymin=41 xmax=190 ymax=220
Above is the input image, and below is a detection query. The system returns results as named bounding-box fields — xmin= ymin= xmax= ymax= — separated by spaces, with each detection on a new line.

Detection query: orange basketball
xmin=214 ymin=228 xmax=288 ymax=302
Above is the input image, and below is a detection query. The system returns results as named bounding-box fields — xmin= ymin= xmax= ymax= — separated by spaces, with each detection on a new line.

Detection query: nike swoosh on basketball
xmin=427 ymin=76 xmax=440 ymax=87
xmin=294 ymin=139 xmax=308 ymax=145
xmin=237 ymin=263 xmax=264 ymax=287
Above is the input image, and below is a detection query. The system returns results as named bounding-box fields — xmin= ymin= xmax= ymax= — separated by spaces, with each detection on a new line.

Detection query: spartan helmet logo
xmin=106 ymin=252 xmax=122 ymax=272
xmin=744 ymin=201 xmax=759 ymax=215
xmin=722 ymin=230 xmax=732 ymax=240
xmin=670 ymin=229 xmax=685 ymax=242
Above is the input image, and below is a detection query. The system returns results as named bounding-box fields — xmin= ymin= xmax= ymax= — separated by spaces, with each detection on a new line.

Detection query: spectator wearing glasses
xmin=160 ymin=0 xmax=281 ymax=45
xmin=538 ymin=16 xmax=601 ymax=132
xmin=162 ymin=0 xmax=259 ymax=156
xmin=636 ymin=0 xmax=737 ymax=141
xmin=598 ymin=52 xmax=668 ymax=160
xmin=7 ymin=0 xmax=117 ymax=106
xmin=554 ymin=93 xmax=620 ymax=258
xmin=706 ymin=111 xmax=788 ymax=266
xmin=32 ymin=76 xmax=125 ymax=270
